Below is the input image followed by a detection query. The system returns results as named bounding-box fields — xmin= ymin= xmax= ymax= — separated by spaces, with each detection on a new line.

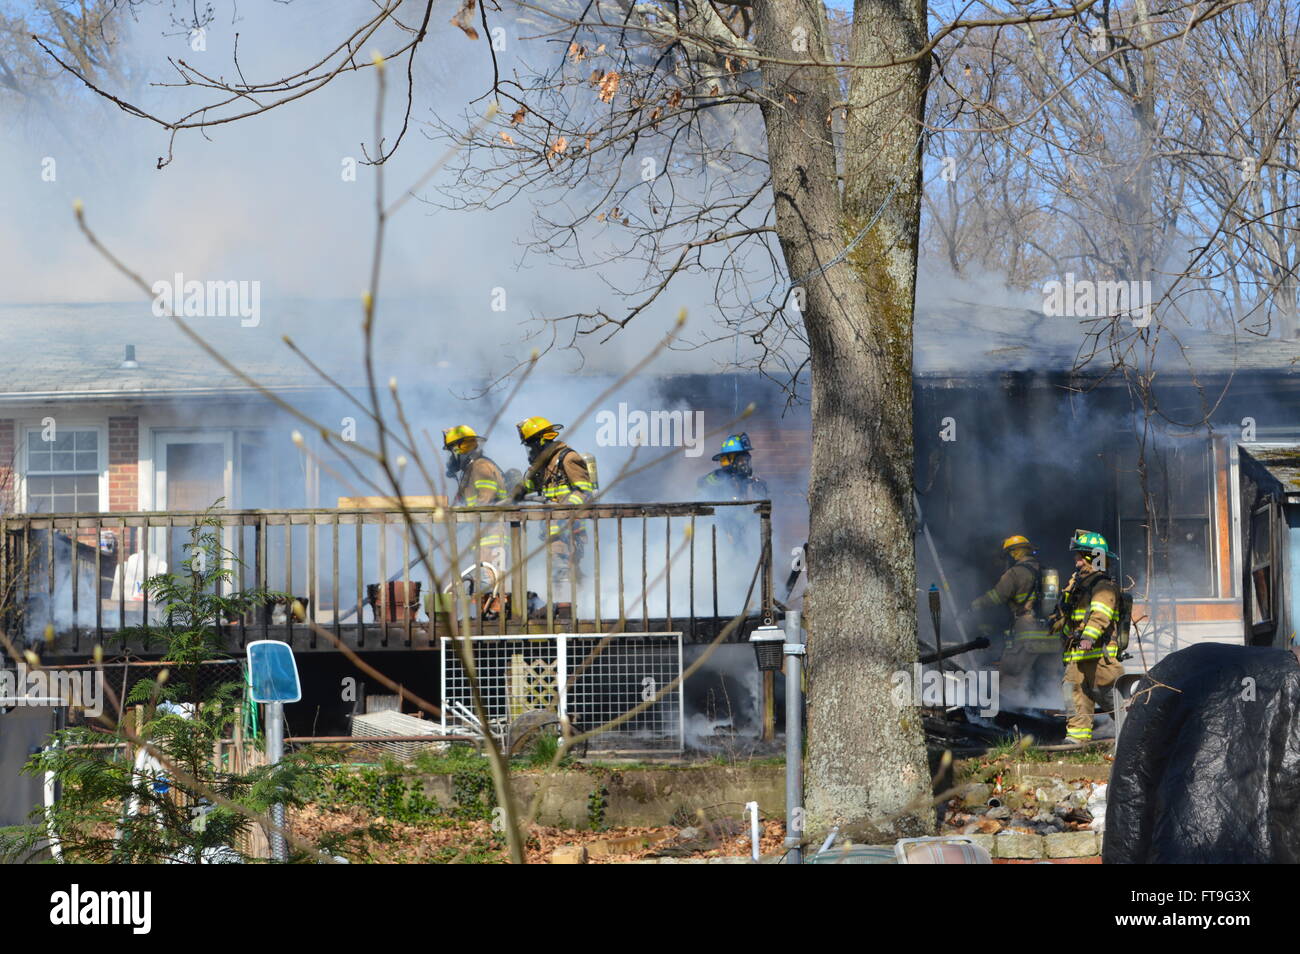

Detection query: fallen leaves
xmin=290 ymin=804 xmax=785 ymax=864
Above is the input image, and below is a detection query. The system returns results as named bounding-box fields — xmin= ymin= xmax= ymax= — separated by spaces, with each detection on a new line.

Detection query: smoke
xmin=0 ymin=1 xmax=775 ymax=379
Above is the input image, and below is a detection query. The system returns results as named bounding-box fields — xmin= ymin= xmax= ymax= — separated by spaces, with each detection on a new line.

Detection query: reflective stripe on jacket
xmin=524 ymin=443 xmax=593 ymax=535
xmin=455 ymin=456 xmax=507 ymax=547
xmin=1062 ymin=570 xmax=1120 ymax=662
xmin=972 ymin=559 xmax=1047 ymax=643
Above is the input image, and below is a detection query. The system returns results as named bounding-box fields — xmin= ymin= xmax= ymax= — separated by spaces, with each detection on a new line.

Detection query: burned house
xmin=912 ymin=295 xmax=1300 ymax=664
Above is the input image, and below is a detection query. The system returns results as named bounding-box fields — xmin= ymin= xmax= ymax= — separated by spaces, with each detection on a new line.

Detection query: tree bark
xmin=753 ymin=0 xmax=932 ymax=839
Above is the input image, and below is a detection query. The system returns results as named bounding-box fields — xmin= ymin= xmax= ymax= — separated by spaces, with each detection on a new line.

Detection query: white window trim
xmin=152 ymin=429 xmax=234 ymax=511
xmin=1115 ymin=438 xmax=1220 ymax=599
xmin=16 ymin=420 xmax=109 ymax=515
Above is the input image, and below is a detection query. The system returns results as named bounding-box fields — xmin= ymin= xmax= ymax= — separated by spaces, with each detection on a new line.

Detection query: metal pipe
xmin=267 ymin=700 xmax=285 ymax=862
xmin=914 ymin=493 xmax=970 ymax=644
xmin=784 ymin=609 xmax=804 ymax=864
xmin=284 ymin=735 xmax=480 ymax=744
xmin=817 ymin=826 xmax=839 ymax=855
xmin=746 ymin=800 xmax=760 ymax=862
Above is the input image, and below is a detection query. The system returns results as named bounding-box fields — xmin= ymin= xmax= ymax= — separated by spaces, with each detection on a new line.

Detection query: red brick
xmin=107 ymin=416 xmax=139 ymax=512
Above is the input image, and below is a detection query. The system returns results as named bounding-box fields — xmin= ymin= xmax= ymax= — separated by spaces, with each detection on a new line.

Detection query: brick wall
xmin=108 ymin=417 xmax=139 ymax=512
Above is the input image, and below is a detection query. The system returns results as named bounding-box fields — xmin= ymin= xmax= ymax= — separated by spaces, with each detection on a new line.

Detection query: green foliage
xmin=587 ymin=780 xmax=609 ymax=831
xmin=410 ymin=743 xmax=483 ymax=774
xmin=120 ymin=504 xmax=280 ymax=701
xmin=322 ymin=766 xmax=442 ymax=824
xmin=0 ymin=504 xmax=322 ymax=864
xmin=450 ymin=757 xmax=496 ymax=821
xmin=319 ymin=746 xmax=498 ymax=825
xmin=515 ymin=732 xmax=575 ymax=770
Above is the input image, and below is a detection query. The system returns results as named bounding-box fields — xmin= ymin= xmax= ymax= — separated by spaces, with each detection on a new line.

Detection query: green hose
xmin=243 ymin=664 xmax=262 ymax=744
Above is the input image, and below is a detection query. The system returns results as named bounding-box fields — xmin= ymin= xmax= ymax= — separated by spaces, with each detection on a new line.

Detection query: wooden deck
xmin=3 ymin=500 xmax=774 ymax=659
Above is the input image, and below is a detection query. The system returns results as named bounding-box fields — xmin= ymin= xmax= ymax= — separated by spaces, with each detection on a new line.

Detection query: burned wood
xmin=918 ymin=636 xmax=990 ymax=665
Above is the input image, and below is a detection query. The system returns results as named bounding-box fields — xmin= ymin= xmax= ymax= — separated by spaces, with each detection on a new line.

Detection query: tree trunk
xmin=753 ymin=0 xmax=932 ymax=839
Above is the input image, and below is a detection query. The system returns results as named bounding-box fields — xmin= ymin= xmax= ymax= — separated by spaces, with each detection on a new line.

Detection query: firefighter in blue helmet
xmin=698 ymin=433 xmax=769 ymax=502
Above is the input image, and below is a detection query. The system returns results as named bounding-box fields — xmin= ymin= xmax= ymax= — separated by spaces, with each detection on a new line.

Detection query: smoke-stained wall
xmin=912 ymin=370 xmax=1300 ymax=654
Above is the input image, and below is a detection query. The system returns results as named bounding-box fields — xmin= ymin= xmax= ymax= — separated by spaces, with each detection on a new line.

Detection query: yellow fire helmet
xmin=1001 ymin=534 xmax=1033 ymax=553
xmin=442 ymin=424 xmax=482 ymax=451
xmin=516 ymin=416 xmax=563 ymax=444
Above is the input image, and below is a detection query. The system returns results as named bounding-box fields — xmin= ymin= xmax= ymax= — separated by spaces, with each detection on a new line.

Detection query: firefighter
xmin=965 ymin=535 xmax=1058 ymax=706
xmin=442 ymin=425 xmax=508 ymax=597
xmin=1051 ymin=529 xmax=1125 ymax=744
xmin=511 ymin=416 xmax=595 ymax=591
xmin=698 ymin=433 xmax=769 ymax=501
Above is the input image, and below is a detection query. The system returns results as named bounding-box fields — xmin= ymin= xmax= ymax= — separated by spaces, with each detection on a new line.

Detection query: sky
xmin=0 ymin=0 xmax=760 ymax=380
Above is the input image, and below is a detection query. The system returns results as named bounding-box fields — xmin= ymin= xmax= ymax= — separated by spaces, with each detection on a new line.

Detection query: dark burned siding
xmin=912 ymin=377 xmax=1117 ymax=601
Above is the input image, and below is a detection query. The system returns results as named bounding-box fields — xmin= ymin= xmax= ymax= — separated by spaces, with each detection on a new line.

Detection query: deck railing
xmin=1 ymin=501 xmax=773 ymax=656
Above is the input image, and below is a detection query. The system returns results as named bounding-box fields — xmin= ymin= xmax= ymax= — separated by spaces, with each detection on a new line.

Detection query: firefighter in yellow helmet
xmin=511 ymin=416 xmax=595 ymax=592
xmin=1050 ymin=530 xmax=1125 ymax=744
xmin=964 ymin=535 xmax=1058 ymax=707
xmin=442 ymin=425 xmax=508 ymax=584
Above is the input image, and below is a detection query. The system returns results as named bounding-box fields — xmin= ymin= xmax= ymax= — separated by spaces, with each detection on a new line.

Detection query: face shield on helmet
xmin=1069 ymin=529 xmax=1110 ymax=570
xmin=722 ymin=452 xmax=753 ymax=478
xmin=1001 ymin=535 xmax=1034 ymax=567
xmin=445 ymin=436 xmax=480 ymax=477
xmin=517 ymin=417 xmax=562 ymax=463
xmin=525 ymin=431 xmax=559 ymax=463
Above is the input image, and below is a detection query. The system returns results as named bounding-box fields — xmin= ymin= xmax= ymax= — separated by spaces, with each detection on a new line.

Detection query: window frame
xmin=18 ymin=422 xmax=108 ymax=515
xmin=1249 ymin=501 xmax=1277 ymax=632
xmin=1116 ymin=438 xmax=1220 ymax=599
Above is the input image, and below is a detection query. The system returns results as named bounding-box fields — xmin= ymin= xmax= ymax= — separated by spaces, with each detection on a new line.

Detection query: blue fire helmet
xmin=712 ymin=433 xmax=753 ymax=462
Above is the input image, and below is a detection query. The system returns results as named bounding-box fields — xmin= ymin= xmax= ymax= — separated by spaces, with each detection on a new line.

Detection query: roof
xmin=1239 ymin=444 xmax=1300 ymax=495
xmin=913 ymin=295 xmax=1300 ymax=381
xmin=8 ymin=291 xmax=1300 ymax=402
xmin=0 ymin=300 xmax=409 ymax=401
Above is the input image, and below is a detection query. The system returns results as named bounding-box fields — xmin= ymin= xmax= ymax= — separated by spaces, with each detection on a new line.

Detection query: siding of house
xmin=0 ymin=419 xmax=13 ymax=513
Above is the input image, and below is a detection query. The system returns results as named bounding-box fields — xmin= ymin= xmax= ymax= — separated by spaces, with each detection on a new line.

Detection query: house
xmin=0 ymin=300 xmax=806 ymax=741
xmin=911 ymin=292 xmax=1300 ymax=664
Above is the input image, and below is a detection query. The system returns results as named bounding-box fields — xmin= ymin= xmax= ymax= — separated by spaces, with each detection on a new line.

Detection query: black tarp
xmin=1105 ymin=642 xmax=1300 ymax=863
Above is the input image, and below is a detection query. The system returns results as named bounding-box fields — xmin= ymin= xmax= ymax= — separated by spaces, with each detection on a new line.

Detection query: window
xmin=1251 ymin=504 xmax=1275 ymax=626
xmin=1118 ymin=439 xmax=1217 ymax=598
xmin=26 ymin=429 xmax=101 ymax=513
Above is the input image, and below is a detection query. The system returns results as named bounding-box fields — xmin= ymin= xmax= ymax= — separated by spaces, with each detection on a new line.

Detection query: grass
xmin=956 ymin=736 xmax=1113 ymax=782
xmin=409 ymin=744 xmax=489 ymax=774
xmin=982 ymin=735 xmax=1111 ymax=764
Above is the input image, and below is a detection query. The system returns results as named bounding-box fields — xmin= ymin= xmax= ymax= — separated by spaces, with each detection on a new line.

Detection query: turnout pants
xmin=1000 ymin=642 xmax=1063 ymax=708
xmin=1063 ymin=655 xmax=1125 ymax=741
